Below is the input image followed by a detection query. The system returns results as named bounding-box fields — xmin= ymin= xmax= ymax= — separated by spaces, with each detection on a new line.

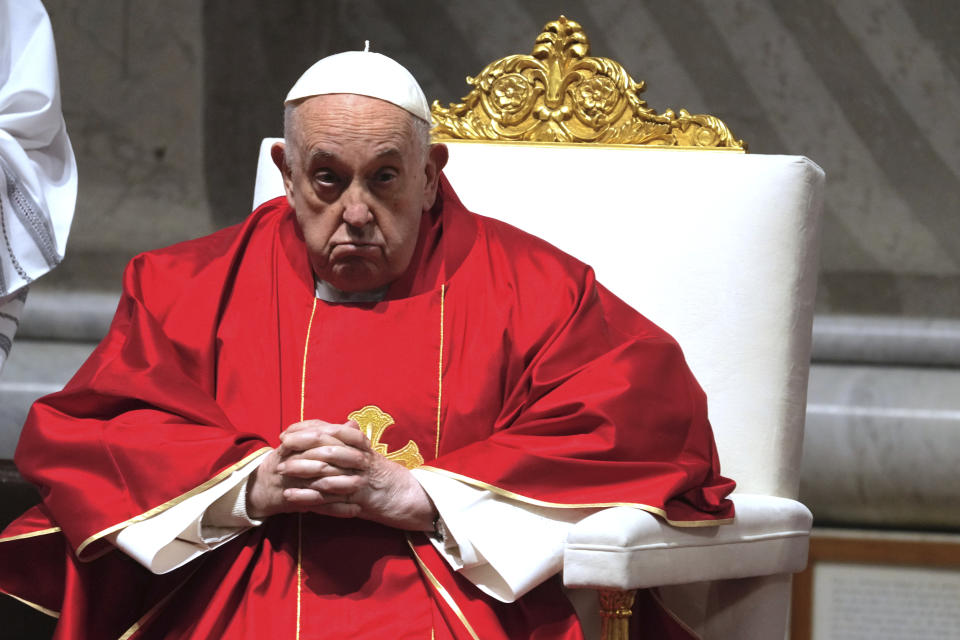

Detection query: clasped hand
xmin=246 ymin=420 xmax=435 ymax=531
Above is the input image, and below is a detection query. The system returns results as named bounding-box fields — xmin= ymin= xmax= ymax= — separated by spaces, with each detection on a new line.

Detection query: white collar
xmin=315 ymin=279 xmax=388 ymax=303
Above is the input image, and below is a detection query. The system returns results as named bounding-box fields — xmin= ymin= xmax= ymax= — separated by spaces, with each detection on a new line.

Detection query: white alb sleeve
xmin=112 ymin=453 xmax=268 ymax=574
xmin=411 ymin=468 xmax=597 ymax=603
xmin=0 ymin=0 xmax=77 ymax=371
xmin=0 ymin=0 xmax=77 ymax=295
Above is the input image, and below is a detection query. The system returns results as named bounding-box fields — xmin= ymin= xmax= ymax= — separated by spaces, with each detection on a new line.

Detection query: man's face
xmin=274 ymin=94 xmax=444 ymax=292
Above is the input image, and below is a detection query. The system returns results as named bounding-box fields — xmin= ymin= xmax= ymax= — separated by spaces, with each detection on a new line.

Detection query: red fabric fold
xmin=1 ymin=177 xmax=729 ymax=638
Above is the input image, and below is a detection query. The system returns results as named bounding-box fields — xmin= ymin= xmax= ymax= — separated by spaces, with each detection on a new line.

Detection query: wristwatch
xmin=431 ymin=513 xmax=449 ymax=544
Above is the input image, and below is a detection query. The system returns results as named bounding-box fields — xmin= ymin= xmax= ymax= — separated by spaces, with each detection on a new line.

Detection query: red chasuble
xmin=0 ymin=176 xmax=734 ymax=639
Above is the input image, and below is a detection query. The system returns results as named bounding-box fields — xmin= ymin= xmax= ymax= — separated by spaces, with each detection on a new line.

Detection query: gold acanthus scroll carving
xmin=431 ymin=16 xmax=745 ymax=149
xmin=348 ymin=405 xmax=424 ymax=470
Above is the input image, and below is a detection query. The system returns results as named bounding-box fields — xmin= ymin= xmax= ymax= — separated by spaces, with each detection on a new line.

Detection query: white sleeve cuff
xmin=411 ymin=468 xmax=597 ymax=603
xmin=194 ymin=473 xmax=263 ymax=543
xmin=112 ymin=452 xmax=269 ymax=574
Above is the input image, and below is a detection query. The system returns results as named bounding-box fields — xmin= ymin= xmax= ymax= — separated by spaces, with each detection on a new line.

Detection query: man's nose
xmin=341 ymin=188 xmax=374 ymax=229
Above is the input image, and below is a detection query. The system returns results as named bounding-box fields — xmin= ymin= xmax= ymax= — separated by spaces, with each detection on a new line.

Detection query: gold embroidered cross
xmin=348 ymin=405 xmax=424 ymax=469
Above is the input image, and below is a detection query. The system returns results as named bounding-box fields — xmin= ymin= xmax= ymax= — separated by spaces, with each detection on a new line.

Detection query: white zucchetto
xmin=284 ymin=50 xmax=430 ymax=122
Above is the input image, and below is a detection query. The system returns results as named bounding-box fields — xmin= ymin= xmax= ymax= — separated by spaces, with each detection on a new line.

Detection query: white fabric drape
xmin=0 ymin=0 xmax=77 ymax=370
xmin=112 ymin=454 xmax=593 ymax=603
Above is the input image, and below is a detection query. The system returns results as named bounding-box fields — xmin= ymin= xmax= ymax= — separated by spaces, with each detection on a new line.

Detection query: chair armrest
xmin=562 ymin=494 xmax=812 ymax=590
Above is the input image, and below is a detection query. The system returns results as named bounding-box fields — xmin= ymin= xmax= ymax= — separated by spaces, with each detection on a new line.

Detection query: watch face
xmin=432 ymin=516 xmax=449 ymax=544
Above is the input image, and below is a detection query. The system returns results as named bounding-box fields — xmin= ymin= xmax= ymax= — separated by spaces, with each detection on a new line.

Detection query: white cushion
xmin=563 ymin=494 xmax=812 ymax=590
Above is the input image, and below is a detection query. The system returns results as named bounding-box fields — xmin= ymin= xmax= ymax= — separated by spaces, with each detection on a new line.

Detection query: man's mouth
xmin=331 ymin=243 xmax=381 ymax=258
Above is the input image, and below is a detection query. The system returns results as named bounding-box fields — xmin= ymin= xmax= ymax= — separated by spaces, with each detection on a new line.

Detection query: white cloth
xmin=0 ymin=0 xmax=77 ymax=369
xmin=412 ymin=468 xmax=597 ymax=602
xmin=113 ymin=453 xmax=593 ymax=602
xmin=111 ymin=454 xmax=264 ymax=573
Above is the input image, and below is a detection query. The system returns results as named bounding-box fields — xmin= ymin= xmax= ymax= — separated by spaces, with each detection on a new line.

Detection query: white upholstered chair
xmin=254 ymin=17 xmax=823 ymax=639
xmin=254 ymin=138 xmax=821 ymax=640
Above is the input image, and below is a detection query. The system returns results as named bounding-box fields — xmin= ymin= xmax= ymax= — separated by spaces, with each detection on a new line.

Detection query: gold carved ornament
xmin=431 ymin=16 xmax=745 ymax=149
xmin=348 ymin=405 xmax=424 ymax=470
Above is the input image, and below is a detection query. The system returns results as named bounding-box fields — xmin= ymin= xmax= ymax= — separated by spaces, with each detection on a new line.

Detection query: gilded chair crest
xmin=431 ymin=16 xmax=746 ymax=149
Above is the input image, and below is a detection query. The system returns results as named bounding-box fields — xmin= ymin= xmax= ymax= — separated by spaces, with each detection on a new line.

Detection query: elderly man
xmin=0 ymin=51 xmax=733 ymax=639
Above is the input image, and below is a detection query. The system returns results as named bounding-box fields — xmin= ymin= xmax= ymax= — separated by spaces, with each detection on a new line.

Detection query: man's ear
xmin=271 ymin=141 xmax=296 ymax=208
xmin=422 ymin=143 xmax=449 ymax=210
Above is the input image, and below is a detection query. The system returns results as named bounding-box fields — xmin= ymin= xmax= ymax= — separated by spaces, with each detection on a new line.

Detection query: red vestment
xmin=1 ymin=177 xmax=734 ymax=639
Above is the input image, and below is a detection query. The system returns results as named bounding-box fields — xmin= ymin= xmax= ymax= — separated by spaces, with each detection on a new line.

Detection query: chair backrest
xmin=253 ymin=16 xmax=825 ymax=500
xmin=254 ymin=140 xmax=824 ymax=499
xmin=442 ymin=143 xmax=824 ymax=499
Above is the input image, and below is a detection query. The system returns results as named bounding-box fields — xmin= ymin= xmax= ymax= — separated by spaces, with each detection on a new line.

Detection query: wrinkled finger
xmin=281 ymin=420 xmax=315 ymax=435
xmin=309 ymin=502 xmax=362 ymax=519
xmin=281 ymin=487 xmax=325 ymax=506
xmin=299 ymin=444 xmax=366 ymax=471
xmin=277 ymin=430 xmax=348 ymax=456
xmin=308 ymin=474 xmax=365 ymax=496
xmin=331 ymin=421 xmax=372 ymax=450
xmin=277 ymin=458 xmax=349 ymax=479
xmin=280 ymin=419 xmax=340 ymax=437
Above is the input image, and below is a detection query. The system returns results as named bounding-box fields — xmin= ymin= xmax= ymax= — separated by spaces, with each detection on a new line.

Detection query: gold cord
xmin=434 ymin=284 xmax=445 ymax=459
xmin=296 ymin=296 xmax=318 ymax=639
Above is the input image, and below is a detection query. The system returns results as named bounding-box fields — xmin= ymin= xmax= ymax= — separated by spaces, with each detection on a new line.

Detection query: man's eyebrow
xmin=375 ymin=147 xmax=403 ymax=159
xmin=308 ymin=149 xmax=337 ymax=164
xmin=306 ymin=147 xmax=402 ymax=164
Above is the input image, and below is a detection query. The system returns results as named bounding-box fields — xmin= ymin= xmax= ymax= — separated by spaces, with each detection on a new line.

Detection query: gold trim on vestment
xmin=435 ymin=284 xmax=445 ymax=459
xmin=117 ymin=564 xmax=201 ymax=640
xmin=296 ymin=515 xmax=303 ymax=640
xmin=0 ymin=523 xmax=67 ymax=613
xmin=0 ymin=526 xmax=61 ymax=543
xmin=76 ymin=447 xmax=274 ymax=559
xmin=417 ymin=467 xmax=734 ymax=528
xmin=406 ymin=535 xmax=480 ymax=640
xmin=296 ymin=296 xmax=317 ymax=640
xmin=301 ymin=296 xmax=318 ymax=423
xmin=348 ymin=406 xmax=424 ymax=469
xmin=0 ymin=590 xmax=60 ymax=619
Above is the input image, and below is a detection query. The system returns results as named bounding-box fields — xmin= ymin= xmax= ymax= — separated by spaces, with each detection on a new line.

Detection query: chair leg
xmin=598 ymin=589 xmax=635 ymax=640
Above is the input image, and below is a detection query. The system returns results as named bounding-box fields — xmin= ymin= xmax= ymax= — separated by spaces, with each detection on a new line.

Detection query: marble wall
xmin=804 ymin=316 xmax=960 ymax=529
xmin=39 ymin=0 xmax=213 ymax=290
xmin=32 ymin=0 xmax=960 ymax=319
